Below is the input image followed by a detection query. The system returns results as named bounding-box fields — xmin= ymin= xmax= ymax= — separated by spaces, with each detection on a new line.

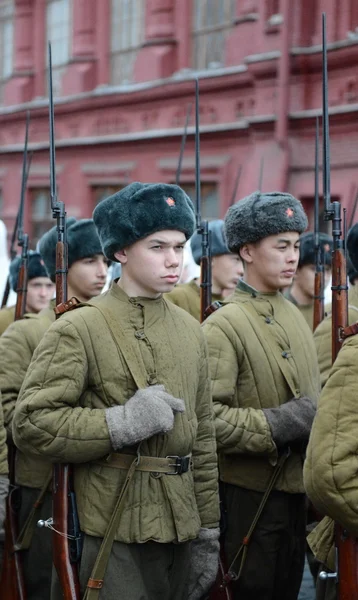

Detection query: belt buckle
xmin=165 ymin=455 xmax=189 ymax=475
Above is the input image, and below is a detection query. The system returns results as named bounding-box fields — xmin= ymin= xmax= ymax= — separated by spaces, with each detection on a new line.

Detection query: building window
xmin=180 ymin=183 xmax=219 ymax=220
xmin=0 ymin=1 xmax=14 ymax=102
xmin=111 ymin=0 xmax=144 ymax=85
xmin=192 ymin=0 xmax=235 ymax=70
xmin=46 ymin=0 xmax=71 ymax=95
xmin=266 ymin=0 xmax=280 ymax=20
xmin=31 ymin=189 xmax=53 ymax=248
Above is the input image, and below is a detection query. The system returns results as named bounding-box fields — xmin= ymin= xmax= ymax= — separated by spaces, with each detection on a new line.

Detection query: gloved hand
xmin=263 ymin=396 xmax=316 ymax=448
xmin=0 ymin=474 xmax=9 ymax=541
xmin=187 ymin=527 xmax=220 ymax=600
xmin=105 ymin=385 xmax=185 ymax=450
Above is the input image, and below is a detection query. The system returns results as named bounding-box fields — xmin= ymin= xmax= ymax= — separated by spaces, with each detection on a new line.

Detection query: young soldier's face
xmin=25 ymin=277 xmax=55 ymax=313
xmin=240 ymin=232 xmax=300 ymax=292
xmin=67 ymin=254 xmax=108 ymax=301
xmin=294 ymin=264 xmax=332 ymax=299
xmin=211 ymin=254 xmax=244 ymax=292
xmin=114 ymin=230 xmax=186 ymax=297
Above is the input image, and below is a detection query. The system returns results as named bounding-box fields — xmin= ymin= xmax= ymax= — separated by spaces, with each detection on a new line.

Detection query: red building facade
xmin=1 ymin=0 xmax=358 ymax=246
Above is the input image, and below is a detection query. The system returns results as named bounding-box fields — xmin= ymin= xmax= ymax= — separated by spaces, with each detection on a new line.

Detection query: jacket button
xmin=282 ymin=351 xmax=289 ymax=358
xmin=135 ymin=331 xmax=145 ymax=340
xmin=265 ymin=317 xmax=271 ymax=324
xmin=147 ymin=374 xmax=158 ymax=385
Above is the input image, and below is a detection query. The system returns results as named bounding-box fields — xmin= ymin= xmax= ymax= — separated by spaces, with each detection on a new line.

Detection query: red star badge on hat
xmin=286 ymin=208 xmax=294 ymax=217
xmin=166 ymin=197 xmax=175 ymax=207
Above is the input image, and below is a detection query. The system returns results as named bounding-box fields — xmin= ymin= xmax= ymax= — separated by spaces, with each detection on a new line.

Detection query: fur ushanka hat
xmin=190 ymin=219 xmax=231 ymax=265
xmin=9 ymin=251 xmax=49 ymax=291
xmin=93 ymin=182 xmax=196 ymax=262
xmin=39 ymin=217 xmax=103 ymax=281
xmin=224 ymin=191 xmax=308 ymax=253
xmin=298 ymin=232 xmax=333 ymax=268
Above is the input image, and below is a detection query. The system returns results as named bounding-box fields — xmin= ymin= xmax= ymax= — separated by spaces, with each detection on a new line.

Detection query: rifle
xmin=1 ymin=150 xmax=33 ymax=310
xmin=0 ymin=112 xmax=31 ymax=600
xmin=47 ymin=43 xmax=81 ymax=600
xmin=194 ymin=78 xmax=212 ymax=324
xmin=318 ymin=14 xmax=356 ymax=598
xmin=175 ymin=103 xmax=192 ymax=187
xmin=313 ymin=117 xmax=325 ymax=331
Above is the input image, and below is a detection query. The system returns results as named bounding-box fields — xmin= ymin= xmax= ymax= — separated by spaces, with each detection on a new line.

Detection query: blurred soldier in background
xmin=166 ymin=219 xmax=243 ymax=320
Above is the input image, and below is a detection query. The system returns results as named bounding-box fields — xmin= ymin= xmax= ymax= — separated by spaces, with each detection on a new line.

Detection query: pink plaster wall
xmin=1 ymin=0 xmax=358 ymax=244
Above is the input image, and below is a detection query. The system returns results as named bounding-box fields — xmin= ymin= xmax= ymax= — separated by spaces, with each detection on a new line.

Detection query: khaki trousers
xmin=52 ymin=533 xmax=191 ymax=600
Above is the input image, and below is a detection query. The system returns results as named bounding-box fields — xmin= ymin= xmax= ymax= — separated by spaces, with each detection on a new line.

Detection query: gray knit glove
xmin=188 ymin=527 xmax=220 ymax=600
xmin=0 ymin=475 xmax=9 ymax=541
xmin=105 ymin=385 xmax=185 ymax=450
xmin=263 ymin=397 xmax=316 ymax=448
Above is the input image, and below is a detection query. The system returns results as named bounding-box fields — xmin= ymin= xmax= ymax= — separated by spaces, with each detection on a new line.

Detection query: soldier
xmin=314 ymin=224 xmax=358 ymax=388
xmin=0 ymin=251 xmax=55 ymax=335
xmin=0 ymin=218 xmax=108 ymax=600
xmin=166 ymin=219 xmax=243 ymax=320
xmin=202 ymin=192 xmax=320 ymax=600
xmin=12 ymin=183 xmax=220 ymax=600
xmin=286 ymin=231 xmax=333 ymax=331
xmin=0 ymin=397 xmax=8 ymax=572
xmin=304 ymin=223 xmax=358 ymax=600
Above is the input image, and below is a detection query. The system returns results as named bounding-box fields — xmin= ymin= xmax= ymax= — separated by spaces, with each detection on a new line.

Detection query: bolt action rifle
xmin=1 ymin=149 xmax=33 ymax=310
xmin=313 ymin=117 xmax=325 ymax=331
xmin=0 ymin=111 xmax=31 ymax=600
xmin=318 ymin=14 xmax=358 ymax=599
xmin=194 ymin=78 xmax=213 ymax=324
xmin=194 ymin=77 xmax=231 ymax=600
xmin=46 ymin=43 xmax=81 ymax=600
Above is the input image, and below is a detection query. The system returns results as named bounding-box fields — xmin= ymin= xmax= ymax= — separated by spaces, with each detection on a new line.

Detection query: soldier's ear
xmin=239 ymin=244 xmax=253 ymax=264
xmin=114 ymin=249 xmax=127 ymax=265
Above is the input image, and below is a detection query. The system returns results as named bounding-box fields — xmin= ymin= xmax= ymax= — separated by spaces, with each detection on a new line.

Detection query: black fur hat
xmin=298 ymin=232 xmax=333 ymax=268
xmin=347 ymin=223 xmax=358 ymax=274
xmin=190 ymin=219 xmax=230 ymax=265
xmin=93 ymin=182 xmax=196 ymax=262
xmin=9 ymin=251 xmax=49 ymax=291
xmin=39 ymin=217 xmax=103 ymax=281
xmin=224 ymin=191 xmax=308 ymax=253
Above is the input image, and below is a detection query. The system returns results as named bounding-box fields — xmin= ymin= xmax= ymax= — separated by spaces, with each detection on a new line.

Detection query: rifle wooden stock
xmin=313 ymin=270 xmax=325 ymax=331
xmin=14 ymin=260 xmax=29 ymax=322
xmin=331 ymin=245 xmax=348 ymax=360
xmin=208 ymin=549 xmax=233 ymax=600
xmin=1 ymin=277 xmax=10 ymax=308
xmin=55 ymin=241 xmax=67 ymax=304
xmin=0 ymin=444 xmax=26 ymax=599
xmin=52 ymin=245 xmax=81 ymax=600
xmin=52 ymin=464 xmax=81 ymax=600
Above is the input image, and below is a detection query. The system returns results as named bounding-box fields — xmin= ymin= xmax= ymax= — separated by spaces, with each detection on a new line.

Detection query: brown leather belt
xmin=97 ymin=453 xmax=192 ymax=475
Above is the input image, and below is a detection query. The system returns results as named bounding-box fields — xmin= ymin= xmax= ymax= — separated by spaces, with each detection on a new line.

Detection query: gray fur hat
xmin=93 ymin=182 xmax=196 ymax=262
xmin=347 ymin=223 xmax=358 ymax=273
xmin=190 ymin=219 xmax=230 ymax=265
xmin=298 ymin=232 xmax=333 ymax=268
xmin=225 ymin=191 xmax=308 ymax=253
xmin=39 ymin=217 xmax=103 ymax=281
xmin=9 ymin=251 xmax=49 ymax=291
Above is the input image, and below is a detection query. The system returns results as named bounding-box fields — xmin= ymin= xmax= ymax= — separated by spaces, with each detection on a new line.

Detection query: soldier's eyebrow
xmin=277 ymin=238 xmax=300 ymax=245
xmin=149 ymin=238 xmax=186 ymax=246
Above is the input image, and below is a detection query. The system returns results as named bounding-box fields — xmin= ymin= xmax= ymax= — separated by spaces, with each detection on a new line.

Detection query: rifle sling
xmin=83 ymin=455 xmax=139 ymax=599
xmin=224 ymin=449 xmax=290 ymax=584
xmin=14 ymin=471 xmax=52 ymax=552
